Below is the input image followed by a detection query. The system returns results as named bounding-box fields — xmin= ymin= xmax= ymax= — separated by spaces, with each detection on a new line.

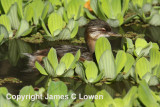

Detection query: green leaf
xmin=90 ymin=0 xmax=107 ymax=20
xmin=148 ymin=76 xmax=159 ymax=86
xmin=116 ymin=50 xmax=127 ymax=74
xmin=66 ymin=19 xmax=75 ymax=31
xmin=0 ymin=24 xmax=9 ymax=38
xmin=56 ymin=62 xmax=66 ymax=76
xmin=70 ymin=22 xmax=79 ymax=38
xmin=95 ymin=37 xmax=111 ymax=64
xmin=84 ymin=100 xmax=95 ymax=107
xmin=114 ymin=98 xmax=124 ymax=107
xmin=122 ymin=38 xmax=134 ymax=54
xmin=92 ymin=71 xmax=104 ymax=83
xmin=123 ymin=86 xmax=137 ymax=107
xmin=0 ymin=15 xmax=11 ymax=32
xmin=47 ymin=48 xmax=58 ymax=71
xmin=7 ymin=3 xmax=20 ymax=30
xmin=131 ymin=0 xmax=144 ymax=7
xmin=43 ymin=57 xmax=56 ymax=77
xmin=41 ymin=2 xmax=50 ymax=20
xmin=35 ymin=61 xmax=48 ymax=75
xmin=69 ymin=50 xmax=81 ymax=69
xmin=55 ymin=28 xmax=71 ymax=40
xmin=142 ymin=72 xmax=152 ymax=83
xmin=62 ymin=69 xmax=74 ymax=77
xmin=15 ymin=19 xmax=30 ymax=38
xmin=84 ymin=8 xmax=96 ymax=19
xmin=0 ymin=87 xmax=8 ymax=95
xmin=24 ymin=4 xmax=34 ymax=22
xmin=0 ymin=95 xmax=18 ymax=107
xmin=58 ymin=91 xmax=74 ymax=107
xmin=107 ymin=19 xmax=121 ymax=27
xmin=136 ymin=42 xmax=152 ymax=57
xmin=135 ymin=38 xmax=148 ymax=48
xmin=66 ymin=0 xmax=85 ymax=19
xmin=62 ymin=8 xmax=69 ymax=23
xmin=31 ymin=0 xmax=44 ymax=25
xmin=85 ymin=61 xmax=98 ymax=83
xmin=77 ymin=16 xmax=88 ymax=26
xmin=29 ymin=100 xmax=47 ymax=107
xmin=123 ymin=53 xmax=135 ymax=73
xmin=48 ymin=12 xmax=65 ymax=36
xmin=135 ymin=57 xmax=151 ymax=79
xmin=122 ymin=0 xmax=129 ymax=15
xmin=47 ymin=81 xmax=68 ymax=106
xmin=149 ymin=14 xmax=160 ymax=26
xmin=19 ymin=86 xmax=35 ymax=107
xmin=40 ymin=18 xmax=52 ymax=37
xmin=138 ymin=80 xmax=159 ymax=107
xmin=95 ymin=90 xmax=115 ymax=107
xmin=99 ymin=50 xmax=116 ymax=79
xmin=1 ymin=0 xmax=23 ymax=17
xmin=101 ymin=0 xmax=121 ymax=19
xmin=49 ymin=0 xmax=62 ymax=6
xmin=152 ymin=43 xmax=159 ymax=50
xmin=149 ymin=48 xmax=160 ymax=68
xmin=60 ymin=53 xmax=74 ymax=70
xmin=75 ymin=62 xmax=87 ymax=82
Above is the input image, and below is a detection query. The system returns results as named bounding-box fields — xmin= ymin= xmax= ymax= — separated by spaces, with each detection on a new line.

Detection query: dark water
xmin=0 ymin=25 xmax=159 ymax=96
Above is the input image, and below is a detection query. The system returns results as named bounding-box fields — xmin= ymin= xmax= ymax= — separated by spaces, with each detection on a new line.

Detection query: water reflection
xmin=145 ymin=26 xmax=160 ymax=44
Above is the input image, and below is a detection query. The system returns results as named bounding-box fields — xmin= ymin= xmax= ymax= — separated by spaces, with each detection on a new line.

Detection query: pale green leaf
xmin=149 ymin=14 xmax=160 ymax=26
xmin=95 ymin=37 xmax=111 ymax=64
xmin=47 ymin=48 xmax=58 ymax=71
xmin=24 ymin=4 xmax=34 ymax=22
xmin=95 ymin=90 xmax=115 ymax=107
xmin=0 ymin=15 xmax=11 ymax=32
xmin=7 ymin=3 xmax=20 ymax=30
xmin=19 ymin=86 xmax=35 ymax=107
xmin=48 ymin=12 xmax=65 ymax=36
xmin=135 ymin=57 xmax=151 ymax=79
xmin=116 ymin=50 xmax=127 ymax=74
xmin=69 ymin=50 xmax=81 ymax=69
xmin=31 ymin=0 xmax=44 ymax=25
xmin=149 ymin=48 xmax=160 ymax=68
xmin=123 ymin=86 xmax=137 ymax=107
xmin=56 ymin=62 xmax=66 ymax=76
xmin=135 ymin=38 xmax=148 ymax=48
xmin=60 ymin=53 xmax=74 ymax=70
xmin=47 ymin=81 xmax=67 ymax=106
xmin=123 ymin=53 xmax=135 ymax=73
xmin=35 ymin=61 xmax=48 ymax=75
xmin=15 ymin=19 xmax=30 ymax=38
xmin=66 ymin=0 xmax=85 ymax=19
xmin=43 ymin=57 xmax=56 ymax=77
xmin=85 ymin=61 xmax=98 ymax=83
xmin=99 ymin=50 xmax=116 ymax=79
xmin=138 ymin=80 xmax=159 ymax=107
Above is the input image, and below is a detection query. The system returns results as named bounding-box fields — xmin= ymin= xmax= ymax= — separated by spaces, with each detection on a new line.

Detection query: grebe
xmin=24 ymin=19 xmax=120 ymax=67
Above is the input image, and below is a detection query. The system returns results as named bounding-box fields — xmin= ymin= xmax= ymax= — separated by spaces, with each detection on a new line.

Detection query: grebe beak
xmin=105 ymin=32 xmax=121 ymax=37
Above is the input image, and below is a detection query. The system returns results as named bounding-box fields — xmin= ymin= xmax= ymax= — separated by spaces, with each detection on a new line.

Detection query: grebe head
xmin=85 ymin=19 xmax=120 ymax=53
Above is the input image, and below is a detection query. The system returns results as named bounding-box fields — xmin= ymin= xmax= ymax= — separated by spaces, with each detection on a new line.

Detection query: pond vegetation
xmin=0 ymin=0 xmax=160 ymax=106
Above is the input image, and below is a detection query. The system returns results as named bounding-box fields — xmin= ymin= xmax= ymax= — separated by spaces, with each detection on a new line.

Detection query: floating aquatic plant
xmin=35 ymin=48 xmax=80 ymax=77
xmin=89 ymin=0 xmax=130 ymax=27
xmin=130 ymin=0 xmax=160 ymax=26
